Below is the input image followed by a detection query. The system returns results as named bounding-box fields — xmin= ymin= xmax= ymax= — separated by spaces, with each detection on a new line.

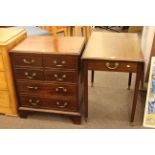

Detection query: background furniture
xmin=71 ymin=26 xmax=92 ymax=41
xmin=82 ymin=32 xmax=144 ymax=123
xmin=38 ymin=26 xmax=68 ymax=36
xmin=0 ymin=27 xmax=26 ymax=116
xmin=128 ymin=26 xmax=143 ymax=32
xmin=10 ymin=36 xmax=85 ymax=124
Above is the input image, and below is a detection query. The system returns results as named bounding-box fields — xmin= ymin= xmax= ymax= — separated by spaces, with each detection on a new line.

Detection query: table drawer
xmin=0 ymin=72 xmax=7 ymax=90
xmin=19 ymin=95 xmax=77 ymax=111
xmin=0 ymin=54 xmax=4 ymax=71
xmin=87 ymin=60 xmax=137 ymax=72
xmin=15 ymin=68 xmax=44 ymax=80
xmin=45 ymin=70 xmax=77 ymax=83
xmin=0 ymin=91 xmax=10 ymax=107
xmin=11 ymin=53 xmax=42 ymax=67
xmin=43 ymin=55 xmax=78 ymax=69
xmin=17 ymin=80 xmax=77 ymax=97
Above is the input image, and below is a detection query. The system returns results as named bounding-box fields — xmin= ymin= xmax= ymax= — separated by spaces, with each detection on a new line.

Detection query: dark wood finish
xmin=130 ymin=64 xmax=142 ymax=122
xmin=45 ymin=70 xmax=77 ymax=83
xmin=10 ymin=36 xmax=85 ymax=124
xmin=17 ymin=80 xmax=77 ymax=97
xmin=19 ymin=107 xmax=81 ymax=116
xmin=91 ymin=70 xmax=94 ymax=87
xmin=15 ymin=68 xmax=44 ymax=80
xmin=70 ymin=116 xmax=81 ymax=124
xmin=87 ymin=60 xmax=138 ymax=72
xmin=12 ymin=53 xmax=43 ymax=68
xmin=10 ymin=36 xmax=85 ymax=55
xmin=19 ymin=95 xmax=77 ymax=111
xmin=82 ymin=32 xmax=144 ymax=123
xmin=128 ymin=72 xmax=132 ymax=90
xmin=18 ymin=110 xmax=27 ymax=118
xmin=83 ymin=61 xmax=88 ymax=120
xmin=43 ymin=55 xmax=78 ymax=70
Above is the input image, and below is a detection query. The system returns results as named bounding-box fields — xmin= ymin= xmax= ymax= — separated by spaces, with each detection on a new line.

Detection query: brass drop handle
xmin=25 ymin=72 xmax=36 ymax=79
xmin=28 ymin=99 xmax=40 ymax=106
xmin=23 ymin=59 xmax=35 ymax=64
xmin=126 ymin=65 xmax=131 ymax=68
xmin=105 ymin=62 xmax=119 ymax=70
xmin=53 ymin=60 xmax=66 ymax=67
xmin=55 ymin=87 xmax=67 ymax=92
xmin=54 ymin=74 xmax=66 ymax=81
xmin=27 ymin=86 xmax=39 ymax=90
xmin=56 ymin=101 xmax=68 ymax=108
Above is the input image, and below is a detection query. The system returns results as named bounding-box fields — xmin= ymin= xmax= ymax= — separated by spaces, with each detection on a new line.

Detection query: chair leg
xmin=91 ymin=70 xmax=94 ymax=87
xmin=128 ymin=72 xmax=132 ymax=90
xmin=72 ymin=27 xmax=77 ymax=36
xmin=70 ymin=27 xmax=72 ymax=36
xmin=64 ymin=28 xmax=68 ymax=36
xmin=81 ymin=27 xmax=84 ymax=36
xmin=87 ymin=26 xmax=92 ymax=38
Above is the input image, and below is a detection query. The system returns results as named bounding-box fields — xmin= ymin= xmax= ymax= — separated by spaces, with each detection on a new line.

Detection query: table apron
xmin=86 ymin=60 xmax=138 ymax=73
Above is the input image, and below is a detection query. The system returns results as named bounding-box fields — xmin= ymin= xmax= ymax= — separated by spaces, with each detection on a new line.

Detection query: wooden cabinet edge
xmin=0 ymin=31 xmax=26 ymax=116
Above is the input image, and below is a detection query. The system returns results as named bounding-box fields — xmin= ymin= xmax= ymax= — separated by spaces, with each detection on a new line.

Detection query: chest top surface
xmin=0 ymin=28 xmax=26 ymax=46
xmin=82 ymin=31 xmax=144 ymax=62
xmin=10 ymin=36 xmax=85 ymax=55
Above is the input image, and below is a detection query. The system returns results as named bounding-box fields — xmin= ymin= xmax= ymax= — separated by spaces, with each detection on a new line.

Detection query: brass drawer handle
xmin=54 ymin=74 xmax=66 ymax=81
xmin=53 ymin=60 xmax=66 ymax=67
xmin=27 ymin=86 xmax=39 ymax=90
xmin=25 ymin=72 xmax=36 ymax=79
xmin=23 ymin=59 xmax=35 ymax=64
xmin=56 ymin=64 xmax=63 ymax=67
xmin=56 ymin=101 xmax=68 ymax=108
xmin=105 ymin=62 xmax=119 ymax=70
xmin=126 ymin=65 xmax=131 ymax=68
xmin=55 ymin=87 xmax=67 ymax=92
xmin=28 ymin=99 xmax=40 ymax=106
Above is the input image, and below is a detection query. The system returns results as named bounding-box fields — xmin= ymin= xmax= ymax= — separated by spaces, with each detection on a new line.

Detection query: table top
xmin=0 ymin=28 xmax=26 ymax=46
xmin=82 ymin=31 xmax=144 ymax=62
xmin=11 ymin=36 xmax=85 ymax=55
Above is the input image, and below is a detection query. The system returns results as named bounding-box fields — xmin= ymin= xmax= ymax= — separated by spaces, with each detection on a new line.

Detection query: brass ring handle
xmin=28 ymin=99 xmax=40 ymax=106
xmin=61 ymin=61 xmax=66 ymax=64
xmin=27 ymin=86 xmax=38 ymax=90
xmin=105 ymin=62 xmax=119 ymax=70
xmin=53 ymin=60 xmax=66 ymax=67
xmin=54 ymin=74 xmax=66 ymax=81
xmin=56 ymin=64 xmax=63 ymax=67
xmin=55 ymin=87 xmax=67 ymax=92
xmin=25 ymin=72 xmax=36 ymax=79
xmin=23 ymin=59 xmax=35 ymax=64
xmin=56 ymin=101 xmax=68 ymax=108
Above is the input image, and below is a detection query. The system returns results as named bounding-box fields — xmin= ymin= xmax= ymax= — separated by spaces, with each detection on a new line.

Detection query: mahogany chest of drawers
xmin=10 ymin=36 xmax=85 ymax=124
xmin=0 ymin=28 xmax=26 ymax=116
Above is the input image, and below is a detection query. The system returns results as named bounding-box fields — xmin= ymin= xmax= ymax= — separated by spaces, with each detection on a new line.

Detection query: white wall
xmin=141 ymin=26 xmax=155 ymax=79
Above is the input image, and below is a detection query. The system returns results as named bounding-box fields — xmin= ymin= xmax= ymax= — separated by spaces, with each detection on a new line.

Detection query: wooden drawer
xmin=43 ymin=55 xmax=78 ymax=70
xmin=87 ymin=60 xmax=138 ymax=72
xmin=11 ymin=53 xmax=43 ymax=67
xmin=19 ymin=95 xmax=77 ymax=111
xmin=0 ymin=91 xmax=10 ymax=107
xmin=0 ymin=54 xmax=4 ymax=71
xmin=45 ymin=70 xmax=77 ymax=83
xmin=0 ymin=72 xmax=7 ymax=90
xmin=17 ymin=80 xmax=77 ymax=97
xmin=15 ymin=68 xmax=44 ymax=80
